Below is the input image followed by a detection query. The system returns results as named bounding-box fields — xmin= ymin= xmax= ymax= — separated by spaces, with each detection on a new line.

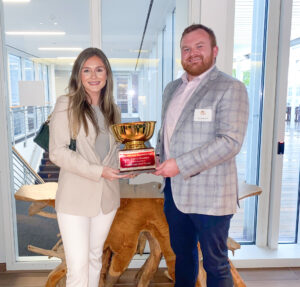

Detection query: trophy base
xmin=119 ymin=148 xmax=156 ymax=174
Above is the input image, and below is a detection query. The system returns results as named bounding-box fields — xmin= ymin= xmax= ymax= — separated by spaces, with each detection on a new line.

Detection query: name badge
xmin=194 ymin=109 xmax=212 ymax=122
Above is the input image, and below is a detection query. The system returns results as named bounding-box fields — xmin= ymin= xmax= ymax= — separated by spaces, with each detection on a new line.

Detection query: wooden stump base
xmin=14 ymin=181 xmax=260 ymax=287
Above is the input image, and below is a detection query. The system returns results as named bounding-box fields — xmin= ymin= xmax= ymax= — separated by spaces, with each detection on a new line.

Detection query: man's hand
xmin=153 ymin=158 xmax=179 ymax=177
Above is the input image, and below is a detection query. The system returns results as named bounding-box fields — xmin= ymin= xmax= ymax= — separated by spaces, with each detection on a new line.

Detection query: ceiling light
xmin=2 ymin=0 xmax=31 ymax=3
xmin=6 ymin=31 xmax=65 ymax=36
xmin=128 ymin=89 xmax=135 ymax=96
xmin=38 ymin=47 xmax=82 ymax=51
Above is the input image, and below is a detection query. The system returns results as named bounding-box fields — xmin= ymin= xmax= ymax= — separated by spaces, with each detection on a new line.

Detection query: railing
xmin=10 ymin=106 xmax=52 ymax=145
xmin=12 ymin=146 xmax=44 ymax=193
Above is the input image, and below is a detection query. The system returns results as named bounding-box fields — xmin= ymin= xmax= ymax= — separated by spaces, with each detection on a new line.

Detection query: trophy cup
xmin=111 ymin=121 xmax=156 ymax=173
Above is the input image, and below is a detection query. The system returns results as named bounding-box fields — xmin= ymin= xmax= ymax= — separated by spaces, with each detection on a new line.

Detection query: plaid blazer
xmin=157 ymin=66 xmax=249 ymax=215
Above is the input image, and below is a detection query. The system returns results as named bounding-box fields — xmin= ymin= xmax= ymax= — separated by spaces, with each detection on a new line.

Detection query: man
xmin=154 ymin=24 xmax=249 ymax=287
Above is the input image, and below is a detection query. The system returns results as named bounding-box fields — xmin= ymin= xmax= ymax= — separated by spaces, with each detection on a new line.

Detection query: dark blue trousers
xmin=163 ymin=178 xmax=233 ymax=287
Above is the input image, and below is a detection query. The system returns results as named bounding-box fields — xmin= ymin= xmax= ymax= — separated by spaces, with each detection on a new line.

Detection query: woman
xmin=49 ymin=47 xmax=130 ymax=287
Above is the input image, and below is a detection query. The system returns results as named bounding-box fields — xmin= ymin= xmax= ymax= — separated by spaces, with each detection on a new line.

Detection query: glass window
xmin=278 ymin=0 xmax=300 ymax=243
xmin=8 ymin=54 xmax=23 ymax=138
xmin=23 ymin=59 xmax=35 ymax=132
xmin=230 ymin=0 xmax=267 ymax=243
xmin=3 ymin=0 xmax=90 ymax=259
xmin=23 ymin=59 xmax=34 ymax=80
xmin=8 ymin=54 xmax=21 ymax=106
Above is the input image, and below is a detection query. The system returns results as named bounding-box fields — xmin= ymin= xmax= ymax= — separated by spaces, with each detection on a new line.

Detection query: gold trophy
xmin=111 ymin=121 xmax=156 ymax=173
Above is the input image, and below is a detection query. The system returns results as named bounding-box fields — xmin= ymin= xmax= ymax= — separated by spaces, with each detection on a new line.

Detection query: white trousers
xmin=57 ymin=209 xmax=116 ymax=287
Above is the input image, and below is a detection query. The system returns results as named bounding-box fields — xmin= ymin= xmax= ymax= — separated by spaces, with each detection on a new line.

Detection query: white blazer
xmin=49 ymin=95 xmax=120 ymax=217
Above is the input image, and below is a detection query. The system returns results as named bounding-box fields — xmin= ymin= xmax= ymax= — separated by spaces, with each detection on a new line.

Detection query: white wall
xmin=55 ymin=69 xmax=70 ymax=99
xmin=0 ymin=211 xmax=5 ymax=262
xmin=49 ymin=64 xmax=57 ymax=106
xmin=0 ymin=1 xmax=6 ymax=264
xmin=174 ymin=0 xmax=188 ymax=78
xmin=200 ymin=0 xmax=235 ymax=75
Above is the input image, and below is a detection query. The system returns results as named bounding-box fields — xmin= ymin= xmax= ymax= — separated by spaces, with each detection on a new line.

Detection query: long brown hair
xmin=67 ymin=47 xmax=120 ymax=137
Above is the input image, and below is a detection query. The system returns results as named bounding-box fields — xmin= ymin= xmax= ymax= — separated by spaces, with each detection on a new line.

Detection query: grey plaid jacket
xmin=156 ymin=66 xmax=249 ymax=215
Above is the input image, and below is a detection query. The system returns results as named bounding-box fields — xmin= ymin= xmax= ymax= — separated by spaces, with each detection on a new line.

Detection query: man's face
xmin=181 ymin=29 xmax=218 ymax=79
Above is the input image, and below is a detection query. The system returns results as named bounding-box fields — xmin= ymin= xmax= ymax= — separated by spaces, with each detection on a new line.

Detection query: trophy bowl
xmin=111 ymin=121 xmax=156 ymax=150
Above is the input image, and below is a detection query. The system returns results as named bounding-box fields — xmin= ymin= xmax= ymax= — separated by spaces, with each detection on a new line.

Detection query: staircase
xmin=37 ymin=152 xmax=60 ymax=182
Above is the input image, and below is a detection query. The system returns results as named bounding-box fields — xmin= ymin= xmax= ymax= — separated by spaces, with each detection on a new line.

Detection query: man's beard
xmin=181 ymin=54 xmax=214 ymax=76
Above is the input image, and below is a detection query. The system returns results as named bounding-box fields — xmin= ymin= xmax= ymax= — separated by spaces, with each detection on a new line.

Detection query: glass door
xmin=278 ymin=0 xmax=300 ymax=243
xmin=229 ymin=0 xmax=268 ymax=243
xmin=113 ymin=72 xmax=139 ymax=120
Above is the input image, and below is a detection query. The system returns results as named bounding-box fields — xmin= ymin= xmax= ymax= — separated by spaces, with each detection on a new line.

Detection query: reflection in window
xmin=230 ymin=0 xmax=267 ymax=243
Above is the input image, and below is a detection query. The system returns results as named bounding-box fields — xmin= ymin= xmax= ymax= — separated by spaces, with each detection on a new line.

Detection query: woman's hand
xmin=101 ymin=166 xmax=136 ymax=181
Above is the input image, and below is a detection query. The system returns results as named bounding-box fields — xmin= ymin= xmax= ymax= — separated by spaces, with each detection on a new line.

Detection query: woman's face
xmin=80 ymin=55 xmax=107 ymax=99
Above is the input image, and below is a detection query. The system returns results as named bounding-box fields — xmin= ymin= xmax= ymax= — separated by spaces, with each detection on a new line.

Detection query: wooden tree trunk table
xmin=15 ymin=181 xmax=262 ymax=287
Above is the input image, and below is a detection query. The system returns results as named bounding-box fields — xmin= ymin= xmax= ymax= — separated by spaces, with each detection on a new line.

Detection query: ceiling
xmin=2 ymin=0 xmax=175 ymax=64
xmin=2 ymin=0 xmax=300 ymax=68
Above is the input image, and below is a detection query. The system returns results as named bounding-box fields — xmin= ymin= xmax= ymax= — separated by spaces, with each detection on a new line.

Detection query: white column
xmin=0 ymin=1 xmax=13 ymax=266
xmin=189 ymin=0 xmax=201 ymax=25
xmin=174 ymin=0 xmax=189 ymax=78
xmin=90 ymin=0 xmax=101 ymax=48
xmin=49 ymin=64 xmax=57 ymax=105
xmin=199 ymin=0 xmax=235 ymax=75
